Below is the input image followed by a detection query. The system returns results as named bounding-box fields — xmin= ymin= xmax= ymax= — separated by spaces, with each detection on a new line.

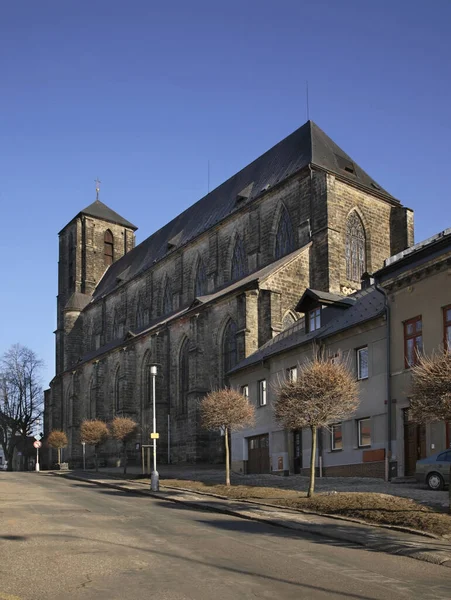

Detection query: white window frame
xmin=258 ymin=379 xmax=267 ymax=407
xmin=357 ymin=346 xmax=368 ymax=380
xmin=308 ymin=307 xmax=321 ymax=332
xmin=241 ymin=384 xmax=249 ymax=399
xmin=357 ymin=417 xmax=371 ymax=448
xmin=287 ymin=366 xmax=297 ymax=382
xmin=331 ymin=423 xmax=343 ymax=451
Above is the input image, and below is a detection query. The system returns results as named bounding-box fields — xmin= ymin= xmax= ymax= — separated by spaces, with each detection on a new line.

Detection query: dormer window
xmin=308 ymin=307 xmax=321 ymax=332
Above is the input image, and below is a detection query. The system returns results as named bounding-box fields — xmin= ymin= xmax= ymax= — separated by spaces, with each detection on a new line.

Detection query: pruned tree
xmin=80 ymin=420 xmax=109 ymax=472
xmin=0 ymin=344 xmax=43 ymax=471
xmin=275 ymin=355 xmax=359 ymax=497
xmin=200 ymin=388 xmax=255 ymax=486
xmin=47 ymin=430 xmax=68 ymax=465
xmin=110 ymin=417 xmax=138 ymax=475
xmin=410 ymin=350 xmax=451 ymax=507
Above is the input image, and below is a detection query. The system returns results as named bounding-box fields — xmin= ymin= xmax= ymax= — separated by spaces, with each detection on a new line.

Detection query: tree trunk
xmin=224 ymin=426 xmax=230 ymax=486
xmin=449 ymin=464 xmax=451 ymax=514
xmin=308 ymin=426 xmax=317 ymax=498
xmin=57 ymin=447 xmax=61 ymax=465
xmin=123 ymin=442 xmax=127 ymax=475
xmin=94 ymin=446 xmax=98 ymax=472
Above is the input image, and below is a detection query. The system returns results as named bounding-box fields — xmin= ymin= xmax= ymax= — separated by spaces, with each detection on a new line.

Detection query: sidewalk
xmin=51 ymin=470 xmax=451 ymax=569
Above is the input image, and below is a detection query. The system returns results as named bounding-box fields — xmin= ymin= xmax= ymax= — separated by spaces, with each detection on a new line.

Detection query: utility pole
xmin=150 ymin=365 xmax=159 ymax=491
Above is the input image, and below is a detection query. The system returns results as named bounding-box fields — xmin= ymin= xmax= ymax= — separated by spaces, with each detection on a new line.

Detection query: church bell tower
xmin=55 ymin=182 xmax=137 ymax=374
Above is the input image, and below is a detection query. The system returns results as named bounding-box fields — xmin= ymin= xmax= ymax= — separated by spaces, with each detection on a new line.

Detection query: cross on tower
xmin=95 ymin=178 xmax=101 ymax=201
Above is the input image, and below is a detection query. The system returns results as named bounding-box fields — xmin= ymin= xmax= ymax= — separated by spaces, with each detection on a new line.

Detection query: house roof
xmin=295 ymin=288 xmax=355 ymax=312
xmin=229 ymin=286 xmax=385 ymax=375
xmin=60 ymin=199 xmax=137 ymax=234
xmin=73 ymin=245 xmax=310 ymax=366
xmin=92 ymin=120 xmax=396 ymax=300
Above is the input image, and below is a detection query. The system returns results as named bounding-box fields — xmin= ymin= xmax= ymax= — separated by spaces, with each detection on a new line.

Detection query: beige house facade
xmin=229 ymin=228 xmax=451 ymax=479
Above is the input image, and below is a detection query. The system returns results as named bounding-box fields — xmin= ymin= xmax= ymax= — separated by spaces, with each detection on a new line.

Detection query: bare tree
xmin=200 ymin=388 xmax=255 ymax=486
xmin=110 ymin=417 xmax=138 ymax=475
xmin=275 ymin=355 xmax=359 ymax=497
xmin=80 ymin=420 xmax=109 ymax=472
xmin=410 ymin=350 xmax=451 ymax=507
xmin=47 ymin=430 xmax=68 ymax=465
xmin=0 ymin=344 xmax=43 ymax=471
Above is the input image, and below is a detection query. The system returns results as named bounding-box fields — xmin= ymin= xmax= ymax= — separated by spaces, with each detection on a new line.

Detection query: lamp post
xmin=150 ymin=365 xmax=159 ymax=491
xmin=82 ymin=441 xmax=86 ymax=470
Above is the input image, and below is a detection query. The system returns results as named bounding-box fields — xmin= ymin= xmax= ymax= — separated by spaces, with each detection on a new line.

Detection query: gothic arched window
xmin=275 ymin=205 xmax=295 ymax=259
xmin=104 ymin=230 xmax=114 ymax=266
xmin=114 ymin=368 xmax=122 ymax=415
xmin=89 ymin=381 xmax=96 ymax=420
xmin=195 ymin=258 xmax=207 ymax=297
xmin=136 ymin=296 xmax=145 ymax=329
xmin=223 ymin=319 xmax=238 ymax=382
xmin=163 ymin=281 xmax=172 ymax=314
xmin=345 ymin=212 xmax=366 ymax=282
xmin=231 ymin=236 xmax=246 ymax=281
xmin=179 ymin=338 xmax=190 ymax=413
xmin=113 ymin=309 xmax=123 ymax=340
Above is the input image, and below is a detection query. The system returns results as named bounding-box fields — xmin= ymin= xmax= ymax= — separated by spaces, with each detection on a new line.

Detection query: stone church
xmin=45 ymin=120 xmax=413 ymax=466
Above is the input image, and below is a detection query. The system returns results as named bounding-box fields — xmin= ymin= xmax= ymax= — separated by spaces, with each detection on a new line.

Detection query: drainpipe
xmin=375 ymin=281 xmax=392 ymax=481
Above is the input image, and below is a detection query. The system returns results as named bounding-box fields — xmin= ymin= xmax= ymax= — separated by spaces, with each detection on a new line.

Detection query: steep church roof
xmin=93 ymin=121 xmax=397 ymax=300
xmin=61 ymin=199 xmax=137 ymax=233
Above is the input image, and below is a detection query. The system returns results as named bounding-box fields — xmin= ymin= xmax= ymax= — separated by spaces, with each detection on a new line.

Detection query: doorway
xmin=247 ymin=434 xmax=270 ymax=474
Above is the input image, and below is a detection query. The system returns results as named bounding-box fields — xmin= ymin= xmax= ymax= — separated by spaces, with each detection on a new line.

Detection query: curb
xmin=52 ymin=472 xmax=451 ymax=569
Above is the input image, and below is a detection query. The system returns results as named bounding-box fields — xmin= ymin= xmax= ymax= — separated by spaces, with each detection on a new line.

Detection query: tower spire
xmin=94 ymin=177 xmax=101 ymax=201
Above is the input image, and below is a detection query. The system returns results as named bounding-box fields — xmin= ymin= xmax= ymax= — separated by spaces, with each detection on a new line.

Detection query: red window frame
xmin=444 ymin=305 xmax=451 ymax=353
xmin=404 ymin=315 xmax=423 ymax=368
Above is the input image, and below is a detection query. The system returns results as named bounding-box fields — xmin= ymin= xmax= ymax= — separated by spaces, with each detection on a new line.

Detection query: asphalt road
xmin=0 ymin=473 xmax=450 ymax=600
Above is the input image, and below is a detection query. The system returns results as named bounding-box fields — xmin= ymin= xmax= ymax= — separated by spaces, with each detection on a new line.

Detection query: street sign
xmin=33 ymin=440 xmax=42 ymax=449
xmin=150 ymin=433 xmax=159 ymax=439
xmin=34 ymin=434 xmax=42 ymax=441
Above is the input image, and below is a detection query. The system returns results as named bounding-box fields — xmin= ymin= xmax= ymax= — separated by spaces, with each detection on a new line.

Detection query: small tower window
xmin=104 ymin=230 xmax=114 ymax=266
xmin=68 ymin=231 xmax=75 ymax=289
xmin=275 ymin=205 xmax=295 ymax=259
xmin=345 ymin=212 xmax=366 ymax=282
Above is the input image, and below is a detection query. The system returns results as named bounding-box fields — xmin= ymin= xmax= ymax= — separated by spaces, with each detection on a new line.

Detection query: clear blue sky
xmin=1 ymin=0 xmax=450 ymax=387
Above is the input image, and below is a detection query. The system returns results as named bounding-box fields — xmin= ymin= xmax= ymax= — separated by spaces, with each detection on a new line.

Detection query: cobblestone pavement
xmin=100 ymin=464 xmax=449 ymax=510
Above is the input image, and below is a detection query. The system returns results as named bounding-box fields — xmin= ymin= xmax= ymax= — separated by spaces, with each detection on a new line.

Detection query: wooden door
xmin=404 ymin=409 xmax=427 ymax=476
xmin=247 ymin=434 xmax=270 ymax=474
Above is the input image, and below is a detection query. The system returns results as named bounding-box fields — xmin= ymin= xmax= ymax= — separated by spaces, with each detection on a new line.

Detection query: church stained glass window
xmin=345 ymin=212 xmax=366 ymax=282
xmin=195 ymin=258 xmax=207 ymax=297
xmin=275 ymin=205 xmax=295 ymax=259
xmin=223 ymin=319 xmax=238 ymax=382
xmin=179 ymin=338 xmax=189 ymax=413
xmin=231 ymin=236 xmax=246 ymax=280
xmin=163 ymin=281 xmax=172 ymax=314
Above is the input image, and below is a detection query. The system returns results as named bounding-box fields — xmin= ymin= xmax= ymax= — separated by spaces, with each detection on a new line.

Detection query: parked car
xmin=0 ymin=462 xmax=8 ymax=471
xmin=416 ymin=450 xmax=451 ymax=490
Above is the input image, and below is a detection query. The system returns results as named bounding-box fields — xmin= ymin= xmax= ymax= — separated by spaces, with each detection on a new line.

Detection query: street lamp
xmin=150 ymin=364 xmax=159 ymax=491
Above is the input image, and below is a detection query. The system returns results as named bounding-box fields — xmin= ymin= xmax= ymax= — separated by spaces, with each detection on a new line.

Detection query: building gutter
xmin=375 ymin=281 xmax=392 ymax=481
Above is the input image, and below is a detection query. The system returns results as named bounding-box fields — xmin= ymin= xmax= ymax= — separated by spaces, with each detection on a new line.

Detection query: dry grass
xmin=160 ymin=479 xmax=451 ymax=537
